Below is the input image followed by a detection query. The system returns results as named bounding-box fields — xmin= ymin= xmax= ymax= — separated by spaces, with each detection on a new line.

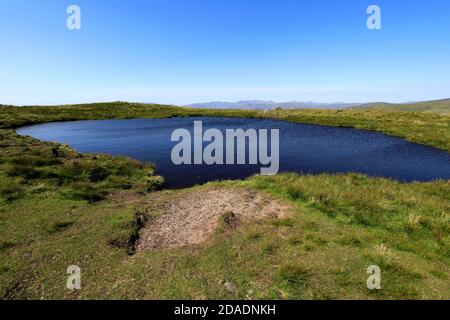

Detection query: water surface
xmin=16 ymin=117 xmax=450 ymax=188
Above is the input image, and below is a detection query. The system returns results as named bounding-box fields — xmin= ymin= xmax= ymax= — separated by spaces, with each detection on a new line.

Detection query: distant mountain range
xmin=185 ymin=100 xmax=362 ymax=110
xmin=185 ymin=99 xmax=450 ymax=113
xmin=2 ymin=98 xmax=449 ymax=113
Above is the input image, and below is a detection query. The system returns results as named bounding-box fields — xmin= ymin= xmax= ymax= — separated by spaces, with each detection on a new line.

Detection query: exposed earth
xmin=137 ymin=187 xmax=293 ymax=250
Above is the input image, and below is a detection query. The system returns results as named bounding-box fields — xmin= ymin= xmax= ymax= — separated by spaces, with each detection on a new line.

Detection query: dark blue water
xmin=16 ymin=117 xmax=450 ymax=188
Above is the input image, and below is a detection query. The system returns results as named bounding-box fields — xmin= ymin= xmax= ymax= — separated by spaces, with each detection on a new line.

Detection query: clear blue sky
xmin=1 ymin=0 xmax=449 ymax=105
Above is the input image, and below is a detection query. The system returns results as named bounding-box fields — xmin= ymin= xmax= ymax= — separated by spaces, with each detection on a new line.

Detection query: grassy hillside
xmin=0 ymin=102 xmax=449 ymax=299
xmin=350 ymin=98 xmax=450 ymax=114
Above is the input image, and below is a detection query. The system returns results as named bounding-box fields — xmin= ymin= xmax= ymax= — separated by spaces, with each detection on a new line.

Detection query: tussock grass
xmin=0 ymin=129 xmax=164 ymax=204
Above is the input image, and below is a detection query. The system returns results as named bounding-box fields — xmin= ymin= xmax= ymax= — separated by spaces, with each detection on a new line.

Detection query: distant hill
xmin=349 ymin=99 xmax=450 ymax=113
xmin=185 ymin=100 xmax=361 ymax=110
xmin=3 ymin=98 xmax=449 ymax=113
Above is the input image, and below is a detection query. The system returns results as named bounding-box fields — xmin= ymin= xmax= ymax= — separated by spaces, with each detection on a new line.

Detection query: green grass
xmin=350 ymin=98 xmax=450 ymax=114
xmin=0 ymin=102 xmax=449 ymax=299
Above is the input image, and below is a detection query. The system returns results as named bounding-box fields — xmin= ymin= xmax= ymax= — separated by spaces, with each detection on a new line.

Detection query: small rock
xmin=224 ymin=281 xmax=237 ymax=294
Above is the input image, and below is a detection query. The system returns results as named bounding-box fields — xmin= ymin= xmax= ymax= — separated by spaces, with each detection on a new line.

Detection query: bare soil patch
xmin=137 ymin=187 xmax=293 ymax=250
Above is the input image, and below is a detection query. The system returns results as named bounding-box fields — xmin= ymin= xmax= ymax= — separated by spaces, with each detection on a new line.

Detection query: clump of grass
xmin=374 ymin=244 xmax=398 ymax=268
xmin=308 ymin=196 xmax=319 ymax=204
xmin=286 ymin=185 xmax=307 ymax=201
xmin=275 ymin=264 xmax=309 ymax=284
xmin=405 ymin=214 xmax=422 ymax=233
xmin=408 ymin=214 xmax=421 ymax=226
xmin=245 ymin=231 xmax=261 ymax=241
xmin=269 ymin=217 xmax=294 ymax=227
xmin=135 ymin=175 xmax=165 ymax=193
xmin=7 ymin=164 xmax=42 ymax=180
xmin=262 ymin=243 xmax=278 ymax=255
xmin=0 ymin=177 xmax=23 ymax=201
xmin=408 ymin=213 xmax=422 ymax=227
xmin=64 ymin=182 xmax=106 ymax=203
xmin=287 ymin=236 xmax=302 ymax=245
xmin=336 ymin=234 xmax=363 ymax=247
xmin=274 ymin=264 xmax=310 ymax=298
xmin=48 ymin=221 xmax=74 ymax=234
xmin=301 ymin=220 xmax=319 ymax=231
xmin=56 ymin=161 xmax=109 ymax=183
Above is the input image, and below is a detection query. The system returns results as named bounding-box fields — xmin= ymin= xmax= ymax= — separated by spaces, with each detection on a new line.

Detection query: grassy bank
xmin=0 ymin=102 xmax=449 ymax=299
